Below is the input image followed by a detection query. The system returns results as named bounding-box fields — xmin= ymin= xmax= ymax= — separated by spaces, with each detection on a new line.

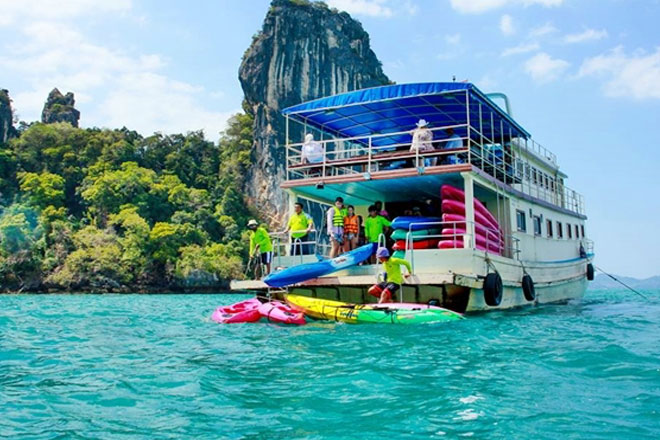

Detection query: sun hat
xmin=304 ymin=133 xmax=314 ymax=143
xmin=416 ymin=119 xmax=429 ymax=128
xmin=247 ymin=219 xmax=258 ymax=227
xmin=376 ymin=247 xmax=390 ymax=258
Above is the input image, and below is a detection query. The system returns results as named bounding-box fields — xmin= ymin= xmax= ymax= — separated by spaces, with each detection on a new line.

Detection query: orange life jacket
xmin=344 ymin=214 xmax=359 ymax=234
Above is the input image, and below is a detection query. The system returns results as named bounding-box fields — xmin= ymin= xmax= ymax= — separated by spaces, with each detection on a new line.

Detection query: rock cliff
xmin=41 ymin=88 xmax=81 ymax=127
xmin=0 ymin=89 xmax=17 ymax=143
xmin=239 ymin=0 xmax=390 ymax=226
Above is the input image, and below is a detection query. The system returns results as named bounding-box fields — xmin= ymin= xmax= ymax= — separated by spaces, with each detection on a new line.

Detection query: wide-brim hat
xmin=247 ymin=219 xmax=258 ymax=227
xmin=416 ymin=119 xmax=429 ymax=127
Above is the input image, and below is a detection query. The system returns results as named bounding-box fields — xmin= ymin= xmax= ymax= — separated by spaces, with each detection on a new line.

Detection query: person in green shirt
xmin=247 ymin=219 xmax=273 ymax=276
xmin=364 ymin=204 xmax=391 ymax=263
xmin=367 ymin=247 xmax=412 ymax=303
xmin=283 ymin=202 xmax=314 ymax=255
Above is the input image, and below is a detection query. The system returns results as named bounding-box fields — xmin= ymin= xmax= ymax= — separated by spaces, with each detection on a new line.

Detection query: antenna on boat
xmin=595 ymin=265 xmax=649 ymax=299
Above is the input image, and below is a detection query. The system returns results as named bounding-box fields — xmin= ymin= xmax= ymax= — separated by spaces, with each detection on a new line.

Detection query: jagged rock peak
xmin=0 ymin=89 xmax=18 ymax=143
xmin=238 ymin=0 xmax=390 ymax=226
xmin=41 ymin=88 xmax=81 ymax=127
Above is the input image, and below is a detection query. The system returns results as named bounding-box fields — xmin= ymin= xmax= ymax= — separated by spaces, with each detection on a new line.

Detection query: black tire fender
xmin=586 ymin=263 xmax=595 ymax=281
xmin=522 ymin=274 xmax=535 ymax=301
xmin=484 ymin=272 xmax=503 ymax=306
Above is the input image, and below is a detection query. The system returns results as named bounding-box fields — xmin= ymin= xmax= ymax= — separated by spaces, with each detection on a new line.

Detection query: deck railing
xmin=285 ymin=122 xmax=585 ymax=216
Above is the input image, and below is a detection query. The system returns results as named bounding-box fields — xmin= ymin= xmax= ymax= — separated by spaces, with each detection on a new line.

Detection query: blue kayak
xmin=264 ymin=243 xmax=376 ymax=288
xmin=390 ymin=216 xmax=442 ymax=231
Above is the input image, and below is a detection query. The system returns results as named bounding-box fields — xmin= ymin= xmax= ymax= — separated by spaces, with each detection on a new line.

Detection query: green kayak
xmin=349 ymin=306 xmax=464 ymax=324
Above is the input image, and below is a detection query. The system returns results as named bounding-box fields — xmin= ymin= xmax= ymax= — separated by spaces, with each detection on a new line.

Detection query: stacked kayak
xmin=212 ymin=298 xmax=306 ymax=325
xmin=389 ymin=216 xmax=442 ymax=255
xmin=285 ymin=294 xmax=464 ymax=324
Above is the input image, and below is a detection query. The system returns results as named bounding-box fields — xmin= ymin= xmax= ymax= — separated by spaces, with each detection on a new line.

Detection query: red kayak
xmin=212 ymin=298 xmax=262 ymax=324
xmin=258 ymin=301 xmax=306 ymax=325
xmin=392 ymin=238 xmax=439 ymax=250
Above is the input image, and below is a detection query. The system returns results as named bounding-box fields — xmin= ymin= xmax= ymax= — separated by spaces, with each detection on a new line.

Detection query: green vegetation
xmin=0 ymin=114 xmax=256 ymax=292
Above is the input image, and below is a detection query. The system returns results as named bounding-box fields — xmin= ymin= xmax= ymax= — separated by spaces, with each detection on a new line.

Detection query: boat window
xmin=533 ymin=215 xmax=542 ymax=236
xmin=581 ymin=225 xmax=585 ymax=237
xmin=546 ymin=219 xmax=553 ymax=238
xmin=516 ymin=210 xmax=526 ymax=232
xmin=532 ymin=169 xmax=538 ymax=185
xmin=567 ymin=223 xmax=573 ymax=239
xmin=557 ymin=221 xmax=563 ymax=239
xmin=575 ymin=224 xmax=580 ymax=239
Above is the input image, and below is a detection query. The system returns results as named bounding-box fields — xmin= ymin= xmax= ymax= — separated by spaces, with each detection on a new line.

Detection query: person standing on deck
xmin=343 ymin=205 xmax=361 ymax=252
xmin=364 ymin=205 xmax=391 ymax=263
xmin=374 ymin=200 xmax=390 ymax=220
xmin=443 ymin=127 xmax=463 ymax=164
xmin=326 ymin=197 xmax=347 ymax=258
xmin=368 ymin=247 xmax=412 ymax=303
xmin=284 ymin=202 xmax=314 ymax=256
xmin=247 ymin=219 xmax=273 ymax=276
xmin=301 ymin=133 xmax=324 ymax=175
xmin=410 ymin=119 xmax=436 ymax=167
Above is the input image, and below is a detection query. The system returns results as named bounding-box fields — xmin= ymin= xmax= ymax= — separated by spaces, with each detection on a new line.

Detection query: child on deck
xmin=368 ymin=247 xmax=413 ymax=303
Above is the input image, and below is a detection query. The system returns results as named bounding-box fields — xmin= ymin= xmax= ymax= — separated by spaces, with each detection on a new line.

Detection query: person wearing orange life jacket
xmin=326 ymin=196 xmax=347 ymax=258
xmin=343 ymin=205 xmax=361 ymax=252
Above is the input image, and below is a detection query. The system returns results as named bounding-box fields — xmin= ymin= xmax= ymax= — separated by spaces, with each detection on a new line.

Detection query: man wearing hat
xmin=326 ymin=196 xmax=347 ymax=258
xmin=247 ymin=219 xmax=273 ymax=276
xmin=368 ymin=247 xmax=413 ymax=303
xmin=410 ymin=119 xmax=436 ymax=167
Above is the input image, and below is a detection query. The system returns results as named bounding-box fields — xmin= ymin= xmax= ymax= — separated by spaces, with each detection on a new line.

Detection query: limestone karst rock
xmin=239 ymin=0 xmax=390 ymax=225
xmin=41 ymin=88 xmax=81 ymax=127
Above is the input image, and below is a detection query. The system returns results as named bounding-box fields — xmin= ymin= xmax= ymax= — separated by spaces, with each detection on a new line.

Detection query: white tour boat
xmin=231 ymin=82 xmax=595 ymax=312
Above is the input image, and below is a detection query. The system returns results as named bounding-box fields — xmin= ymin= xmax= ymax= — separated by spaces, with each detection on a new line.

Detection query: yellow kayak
xmin=285 ymin=294 xmax=464 ymax=324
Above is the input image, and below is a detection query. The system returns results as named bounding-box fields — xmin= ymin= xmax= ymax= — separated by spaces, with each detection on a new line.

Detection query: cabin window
xmin=567 ymin=223 xmax=573 ymax=239
xmin=516 ymin=210 xmax=527 ymax=232
xmin=581 ymin=225 xmax=585 ymax=237
xmin=557 ymin=221 xmax=563 ymax=239
xmin=532 ymin=169 xmax=538 ymax=185
xmin=575 ymin=224 xmax=580 ymax=239
xmin=533 ymin=216 xmax=542 ymax=236
xmin=546 ymin=219 xmax=553 ymax=238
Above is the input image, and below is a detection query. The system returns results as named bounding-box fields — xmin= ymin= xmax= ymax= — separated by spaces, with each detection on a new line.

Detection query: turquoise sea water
xmin=1 ymin=290 xmax=659 ymax=439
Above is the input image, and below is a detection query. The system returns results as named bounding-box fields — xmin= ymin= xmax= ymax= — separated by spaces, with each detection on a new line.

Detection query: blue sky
xmin=1 ymin=0 xmax=659 ymax=278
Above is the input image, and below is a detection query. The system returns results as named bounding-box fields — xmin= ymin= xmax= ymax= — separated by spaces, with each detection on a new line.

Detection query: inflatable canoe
xmin=390 ymin=216 xmax=442 ymax=232
xmin=258 ymin=301 xmax=306 ymax=325
xmin=391 ymin=228 xmax=441 ymax=241
xmin=285 ymin=294 xmax=464 ymax=324
xmin=212 ymin=298 xmax=262 ymax=324
xmin=441 ymin=184 xmax=500 ymax=228
xmin=264 ymin=243 xmax=376 ymax=288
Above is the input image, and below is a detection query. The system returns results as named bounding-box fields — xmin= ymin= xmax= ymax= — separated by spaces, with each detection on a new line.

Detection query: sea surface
xmin=1 ymin=289 xmax=659 ymax=439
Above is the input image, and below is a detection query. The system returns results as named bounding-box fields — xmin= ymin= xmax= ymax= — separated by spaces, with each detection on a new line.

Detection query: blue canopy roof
xmin=282 ymin=82 xmax=530 ymax=147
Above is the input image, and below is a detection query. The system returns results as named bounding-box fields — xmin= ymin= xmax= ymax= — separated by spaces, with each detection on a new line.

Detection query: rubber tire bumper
xmin=522 ymin=274 xmax=535 ymax=301
xmin=586 ymin=263 xmax=595 ymax=281
xmin=484 ymin=272 xmax=503 ymax=306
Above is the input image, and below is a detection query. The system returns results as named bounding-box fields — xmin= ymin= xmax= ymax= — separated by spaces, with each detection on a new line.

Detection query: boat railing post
xmin=461 ymin=173 xmax=476 ymax=250
xmin=406 ymin=229 xmax=415 ymax=274
xmin=368 ymin=136 xmax=373 ymax=172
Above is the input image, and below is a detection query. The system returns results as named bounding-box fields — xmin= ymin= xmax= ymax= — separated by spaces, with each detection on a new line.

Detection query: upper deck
xmin=282 ymin=82 xmax=585 ymax=216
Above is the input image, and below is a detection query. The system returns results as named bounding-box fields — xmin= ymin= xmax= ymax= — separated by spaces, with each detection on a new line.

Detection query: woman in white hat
xmin=410 ymin=119 xmax=436 ymax=167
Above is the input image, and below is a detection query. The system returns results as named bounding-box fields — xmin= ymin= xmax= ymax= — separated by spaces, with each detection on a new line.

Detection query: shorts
xmin=260 ymin=252 xmax=273 ymax=264
xmin=329 ymin=226 xmax=344 ymax=244
xmin=346 ymin=232 xmax=357 ymax=241
xmin=368 ymin=282 xmax=400 ymax=298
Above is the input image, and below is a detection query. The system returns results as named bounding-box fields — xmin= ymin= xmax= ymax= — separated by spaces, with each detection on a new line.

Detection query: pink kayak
xmin=441 ymin=184 xmax=500 ymax=228
xmin=442 ymin=213 xmax=502 ymax=243
xmin=258 ymin=301 xmax=306 ymax=325
xmin=441 ymin=199 xmax=500 ymax=232
xmin=438 ymin=238 xmax=502 ymax=254
xmin=212 ymin=298 xmax=262 ymax=324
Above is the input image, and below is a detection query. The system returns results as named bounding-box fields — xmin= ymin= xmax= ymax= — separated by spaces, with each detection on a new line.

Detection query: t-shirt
xmin=249 ymin=226 xmax=273 ymax=255
xmin=382 ymin=257 xmax=412 ymax=285
xmin=364 ymin=215 xmax=392 ymax=243
xmin=288 ymin=212 xmax=313 ymax=239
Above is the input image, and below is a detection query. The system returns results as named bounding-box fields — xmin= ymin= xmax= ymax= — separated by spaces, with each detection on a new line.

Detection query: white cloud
xmin=325 ymin=0 xmax=393 ymax=17
xmin=564 ymin=28 xmax=608 ymax=44
xmin=501 ymin=42 xmax=540 ymax=56
xmin=578 ymin=46 xmax=660 ymax=100
xmin=445 ymin=33 xmax=461 ymax=45
xmin=0 ymin=0 xmax=132 ymax=26
xmin=524 ymin=52 xmax=570 ymax=83
xmin=450 ymin=0 xmax=563 ymax=14
xmin=500 ymin=14 xmax=515 ymax=35
xmin=1 ymin=1 xmax=234 ymax=139
xmin=529 ymin=22 xmax=558 ymax=38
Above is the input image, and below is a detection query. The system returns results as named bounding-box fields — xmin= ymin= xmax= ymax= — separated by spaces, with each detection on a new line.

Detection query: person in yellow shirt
xmin=247 ymin=219 xmax=273 ymax=276
xmin=283 ymin=202 xmax=314 ymax=255
xmin=367 ymin=247 xmax=412 ymax=303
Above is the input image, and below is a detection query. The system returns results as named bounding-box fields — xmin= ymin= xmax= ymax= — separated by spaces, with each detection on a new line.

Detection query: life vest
xmin=333 ymin=206 xmax=347 ymax=227
xmin=344 ymin=214 xmax=359 ymax=234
